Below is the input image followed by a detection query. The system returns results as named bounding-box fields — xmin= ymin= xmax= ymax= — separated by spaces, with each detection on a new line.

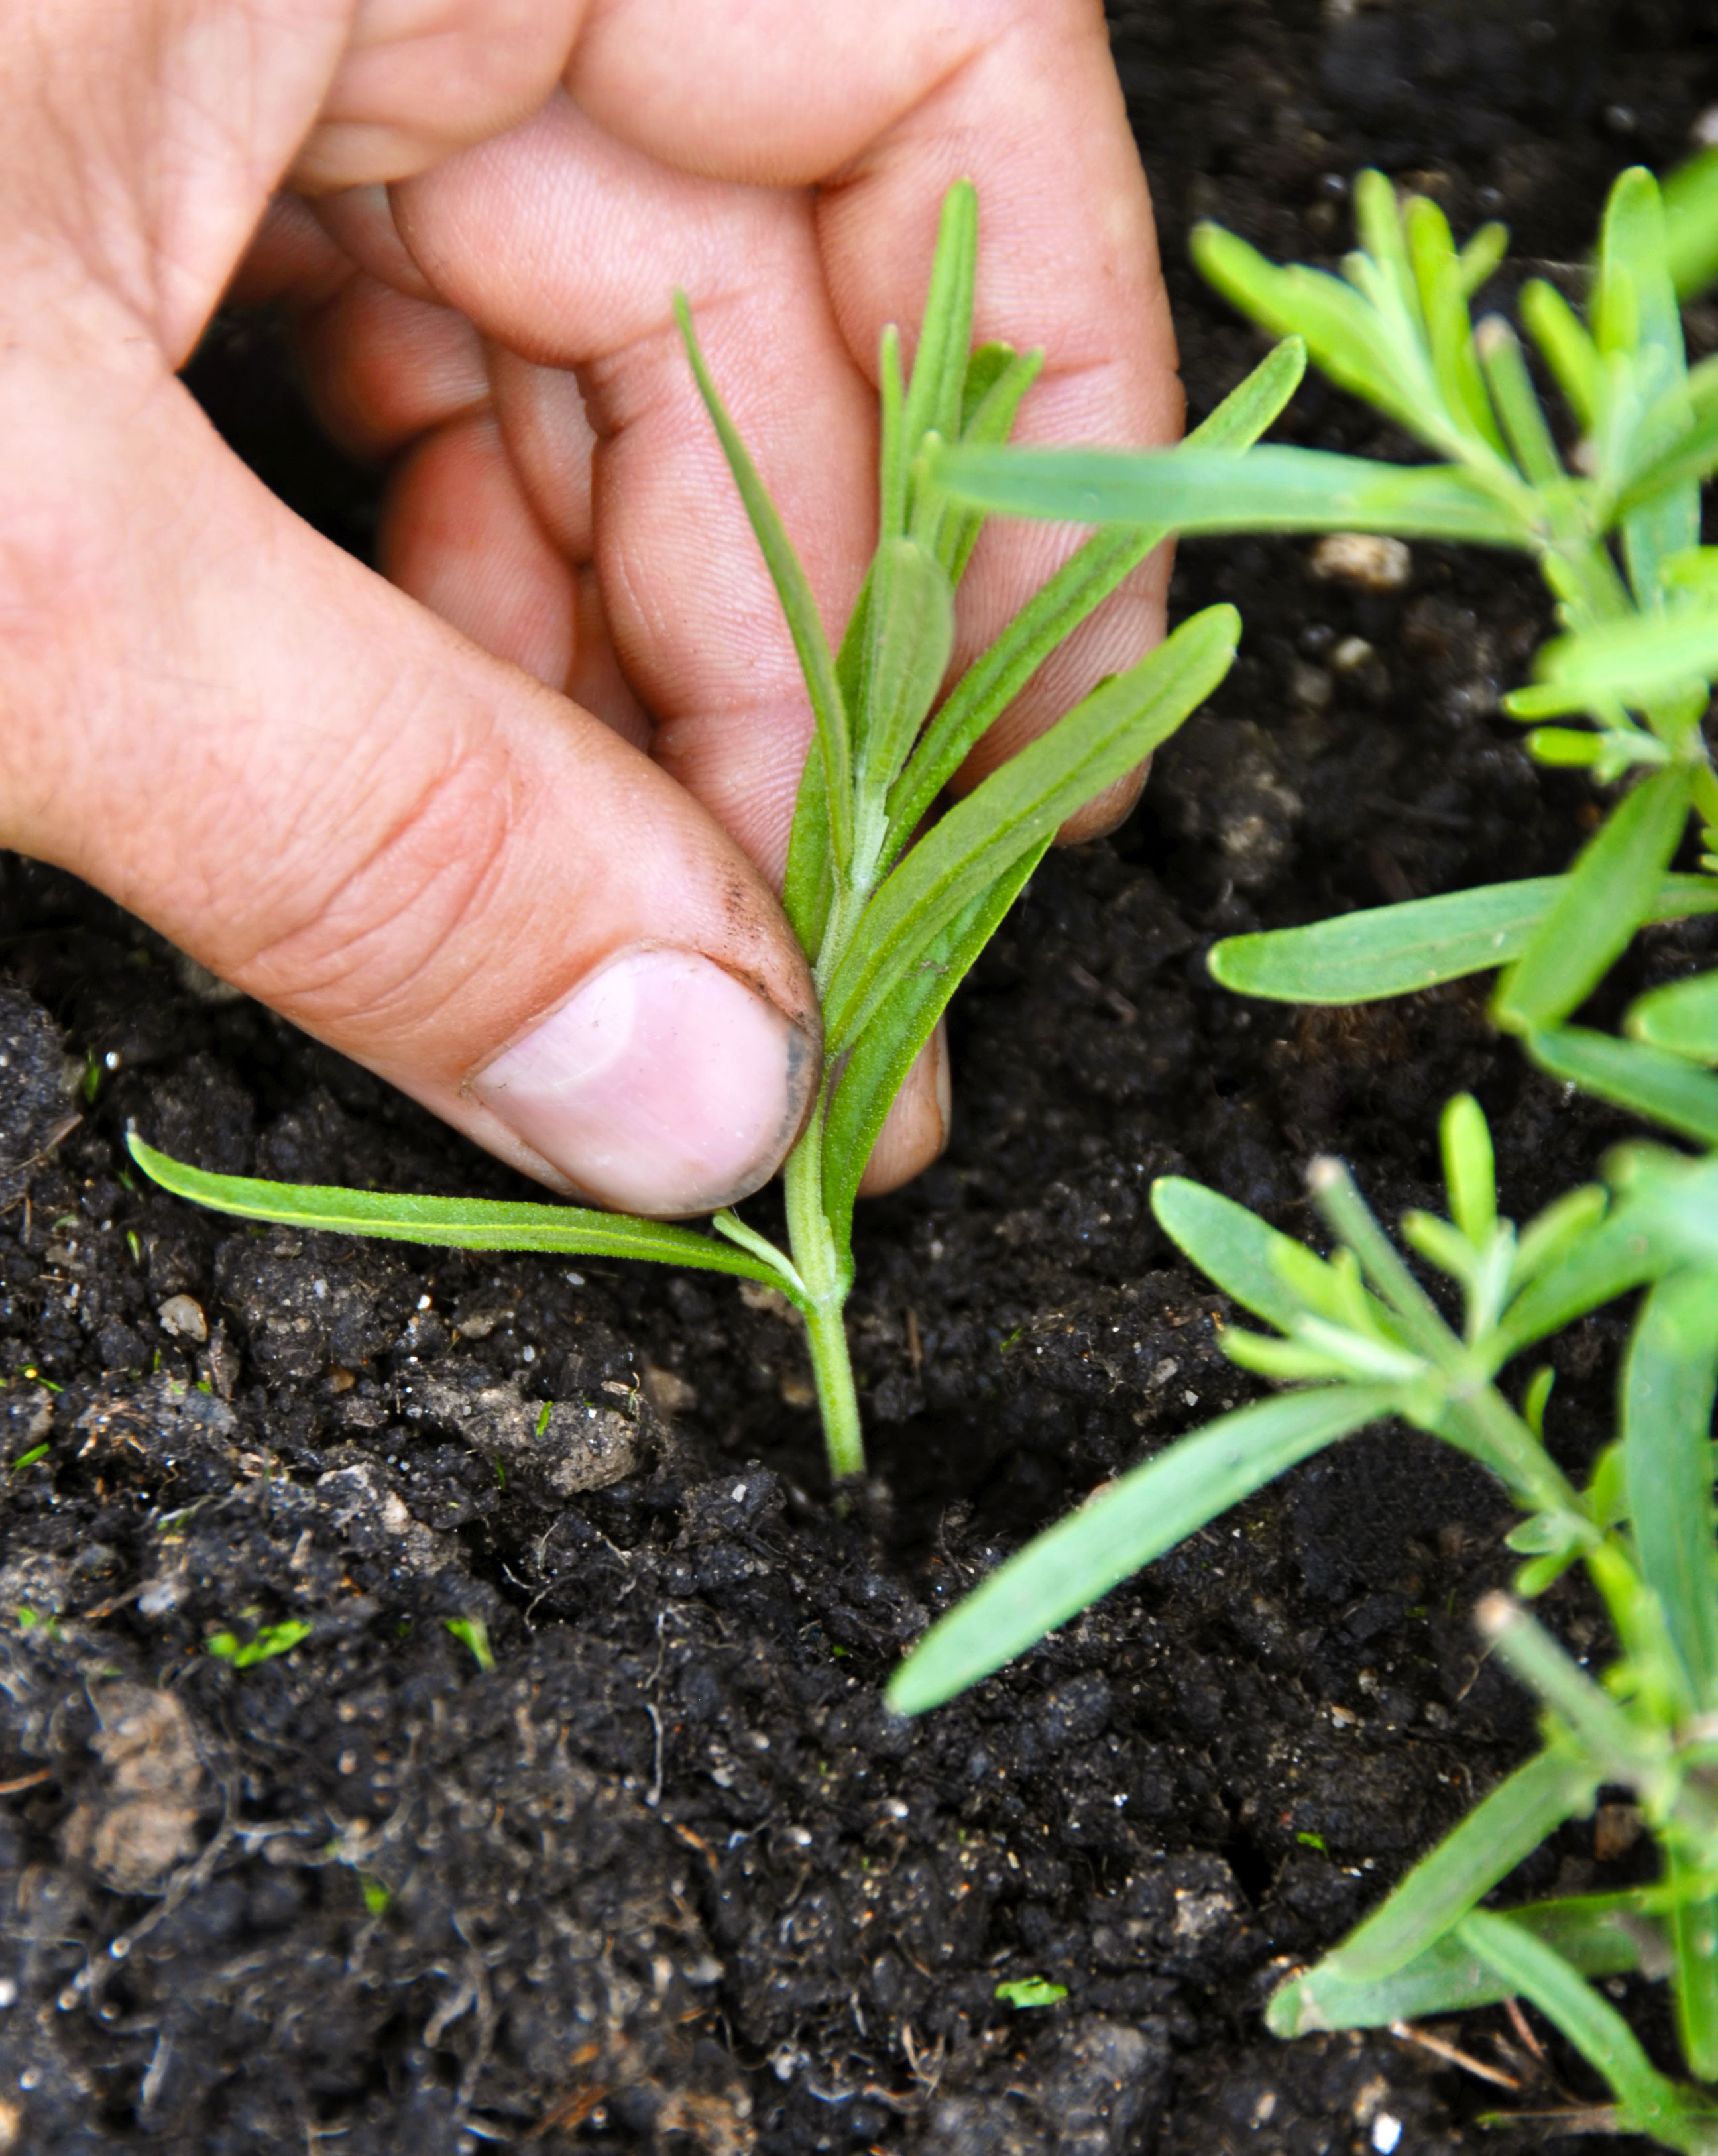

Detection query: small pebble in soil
xmin=155 ymin=1293 xmax=207 ymax=1342
xmin=1310 ymin=532 xmax=1412 ymax=591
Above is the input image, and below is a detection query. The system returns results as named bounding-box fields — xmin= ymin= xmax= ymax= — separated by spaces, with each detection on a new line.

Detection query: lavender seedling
xmin=133 ymin=182 xmax=1292 ymax=1482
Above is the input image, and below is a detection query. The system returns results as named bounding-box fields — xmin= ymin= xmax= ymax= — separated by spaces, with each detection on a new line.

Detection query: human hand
xmin=0 ymin=0 xmax=1179 ymax=1216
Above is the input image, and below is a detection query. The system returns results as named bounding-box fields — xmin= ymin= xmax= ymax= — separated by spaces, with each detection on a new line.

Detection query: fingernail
xmin=471 ymin=947 xmax=815 ymax=1216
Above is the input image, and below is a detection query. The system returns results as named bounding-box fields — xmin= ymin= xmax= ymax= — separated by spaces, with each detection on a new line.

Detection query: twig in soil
xmin=1483 ymin=2104 xmax=1630 ymax=2135
xmin=671 ymin=1821 xmax=720 ymax=1875
xmin=1389 ymin=2020 xmax=1523 ymax=2092
xmin=0 ymin=1768 xmax=52 ymax=1795
xmin=645 ymin=1702 xmax=665 ymax=1809
xmin=900 ymin=2022 xmax=945 ymax=2097
xmin=529 ymin=2074 xmax=610 ymax=2140
xmin=78 ymin=1800 xmax=241 ymax=2009
xmin=1503 ymin=1993 xmax=1551 ymax=2068
xmin=1066 ymin=957 xmax=1137 ymax=1025
xmin=7 ymin=1114 xmax=82 ymax=1186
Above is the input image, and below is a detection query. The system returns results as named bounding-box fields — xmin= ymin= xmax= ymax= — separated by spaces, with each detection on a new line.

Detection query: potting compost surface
xmin=3 ymin=3 xmax=1716 ymax=2150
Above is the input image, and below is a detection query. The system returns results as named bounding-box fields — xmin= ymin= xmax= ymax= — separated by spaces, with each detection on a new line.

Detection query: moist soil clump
xmin=4 ymin=5 xmax=1718 ymax=2151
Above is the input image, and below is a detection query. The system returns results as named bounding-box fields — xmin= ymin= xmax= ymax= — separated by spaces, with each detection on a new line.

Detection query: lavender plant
xmin=898 ymin=160 xmax=1718 ymax=2142
xmin=935 ymin=162 xmax=1718 ymax=1141
xmin=891 ymin=1102 xmax=1718 ymax=2146
xmin=131 ymin=181 xmax=1290 ymax=1483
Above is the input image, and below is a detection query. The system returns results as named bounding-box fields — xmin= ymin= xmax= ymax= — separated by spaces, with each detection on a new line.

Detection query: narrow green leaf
xmin=886 ymin=338 xmax=1304 ymax=858
xmin=994 ymin=1976 xmax=1068 ymax=2010
xmin=1353 ymin=170 xmax=1425 ymax=336
xmin=1406 ymin=195 xmax=1507 ymax=457
xmin=1479 ymin=1597 xmax=1670 ymax=1789
xmin=1212 ymin=873 xmax=1718 ymax=1006
xmin=1613 ymin=402 xmax=1718 ymax=518
xmin=1661 ymin=544 xmax=1718 ymax=595
xmin=1520 ymin=278 xmax=1603 ymax=435
xmin=224 ymin=1620 xmax=312 ymax=1668
xmin=1457 ymin=1910 xmax=1711 ymax=2145
xmin=1527 ymin=1025 xmax=1718 ymax=1145
xmin=1151 ymin=1176 xmax=1319 ymax=1334
xmin=960 ymin=341 xmax=1019 ymax=430
xmin=854 ymin=537 xmax=954 ymax=808
xmin=1495 ymin=769 xmax=1695 ymax=1034
xmin=1535 ymin=602 xmax=1718 ymax=709
xmin=825 ymin=606 xmax=1238 ymax=1052
xmin=1526 ymin=726 xmax=1607 ymax=767
xmin=820 ymin=841 xmax=1047 ymax=1247
xmin=1220 ymin=1328 xmax=1385 ymax=1385
xmin=1400 ymin=1208 xmax=1479 ymax=1286
xmin=1476 ymin=315 xmax=1565 ymax=487
xmin=1188 ymin=333 xmax=1309 ymax=447
xmin=1456 ymin=219 xmax=1509 ymax=298
xmin=1441 ymin=1094 xmax=1496 ymax=1247
xmin=1269 ymin=1887 xmax=1648 ymax=2035
xmin=444 ymin=1615 xmax=496 ymax=1674
xmin=886 ymin=1386 xmax=1398 ymax=1714
xmin=936 ymin=441 xmax=1536 ymax=547
xmin=945 ymin=343 xmax=1045 ymax=584
xmin=1513 ymin=1184 xmax=1609 ymax=1286
xmin=1605 ymin=1146 xmax=1718 ymax=1267
xmin=1670 ymin=1846 xmax=1718 ymax=2083
xmin=1594 ymin=169 xmax=1675 ymax=358
xmin=877 ymin=323 xmax=907 ymax=544
xmin=902 ymin=178 xmax=978 ymax=526
xmin=1630 ymin=968 xmax=1718 ymax=1063
xmin=783 ymin=553 xmax=879 ymax=955
xmin=1666 ymin=146 xmax=1718 ymax=302
xmin=1191 ymin=221 xmax=1428 ymax=443
xmin=1593 ymin=168 xmax=1697 ymax=603
xmin=781 ymin=738 xmax=834 ymax=958
xmin=1495 ymin=1200 xmax=1678 ymax=1361
xmin=1281 ymin=1748 xmax=1600 ymax=2000
xmin=1623 ymin=1269 xmax=1718 ymax=1706
xmin=711 ymin=1210 xmax=803 ymax=1294
xmin=127 ymin=1135 xmax=802 ymax=1298
xmin=676 ymin=292 xmax=852 ymax=870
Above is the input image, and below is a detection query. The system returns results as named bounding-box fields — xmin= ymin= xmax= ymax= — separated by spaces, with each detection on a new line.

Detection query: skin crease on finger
xmin=0 ymin=0 xmax=1180 ymax=1210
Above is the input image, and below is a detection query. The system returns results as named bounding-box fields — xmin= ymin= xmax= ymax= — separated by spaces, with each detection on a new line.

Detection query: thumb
xmin=4 ymin=347 xmax=819 ymax=1219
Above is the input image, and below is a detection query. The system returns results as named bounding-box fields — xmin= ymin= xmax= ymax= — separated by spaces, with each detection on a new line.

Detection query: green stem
xmin=1692 ymin=755 xmax=1718 ymax=832
xmin=802 ymin=1292 xmax=865 ymax=1481
xmin=783 ymin=1099 xmax=864 ymax=1480
xmin=1311 ymin=1158 xmax=1586 ymax=1520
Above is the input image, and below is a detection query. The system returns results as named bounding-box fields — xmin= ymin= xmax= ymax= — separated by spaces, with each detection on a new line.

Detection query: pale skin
xmin=0 ymin=0 xmax=1180 ymax=1217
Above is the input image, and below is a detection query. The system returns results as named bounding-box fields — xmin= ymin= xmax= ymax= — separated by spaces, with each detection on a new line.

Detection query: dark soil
xmin=4 ymin=4 xmax=1718 ymax=2151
